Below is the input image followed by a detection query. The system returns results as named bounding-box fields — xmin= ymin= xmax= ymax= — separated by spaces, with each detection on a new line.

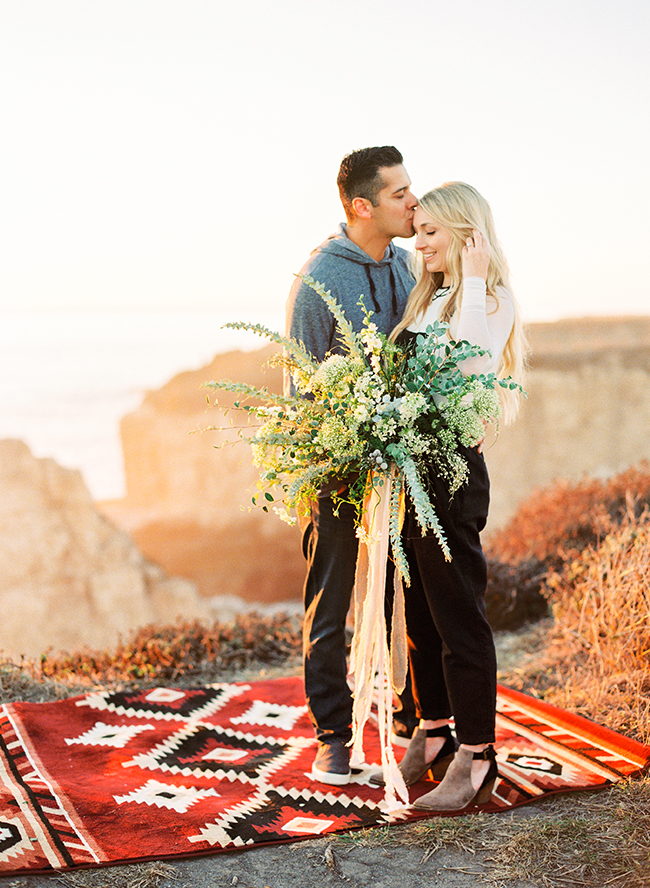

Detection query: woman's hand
xmin=462 ymin=228 xmax=490 ymax=280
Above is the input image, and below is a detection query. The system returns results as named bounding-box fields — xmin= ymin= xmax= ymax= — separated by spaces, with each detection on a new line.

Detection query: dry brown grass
xmin=497 ymin=509 xmax=650 ymax=745
xmin=0 ymin=659 xmax=76 ymax=704
xmin=50 ymin=861 xmax=178 ymax=888
xmin=544 ymin=513 xmax=650 ymax=743
xmin=487 ymin=461 xmax=650 ymax=567
xmin=0 ymin=613 xmax=303 ymax=706
xmin=485 ymin=461 xmax=650 ymax=745
xmin=37 ymin=613 xmax=303 ymax=686
xmin=483 ymin=777 xmax=650 ymax=888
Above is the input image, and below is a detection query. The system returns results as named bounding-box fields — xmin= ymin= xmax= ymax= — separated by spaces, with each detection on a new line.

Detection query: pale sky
xmin=2 ymin=0 xmax=649 ymax=322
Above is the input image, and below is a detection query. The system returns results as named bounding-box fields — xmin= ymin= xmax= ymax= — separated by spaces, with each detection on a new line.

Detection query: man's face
xmin=368 ymin=164 xmax=418 ymax=239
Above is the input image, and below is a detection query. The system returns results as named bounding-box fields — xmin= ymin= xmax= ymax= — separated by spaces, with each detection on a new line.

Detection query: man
xmin=286 ymin=146 xmax=418 ymax=785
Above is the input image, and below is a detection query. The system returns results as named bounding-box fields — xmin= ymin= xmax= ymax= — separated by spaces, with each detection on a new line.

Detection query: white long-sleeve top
xmin=408 ymin=277 xmax=514 ymax=376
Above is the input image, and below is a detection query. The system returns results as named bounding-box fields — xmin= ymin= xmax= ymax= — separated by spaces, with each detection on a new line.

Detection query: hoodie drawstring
xmin=389 ymin=265 xmax=397 ymax=316
xmin=364 ymin=265 xmax=399 ymax=316
xmin=364 ymin=266 xmax=381 ymax=313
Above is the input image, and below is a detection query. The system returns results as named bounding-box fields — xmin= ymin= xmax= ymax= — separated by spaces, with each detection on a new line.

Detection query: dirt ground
xmin=0 ymin=810 xmax=546 ymax=888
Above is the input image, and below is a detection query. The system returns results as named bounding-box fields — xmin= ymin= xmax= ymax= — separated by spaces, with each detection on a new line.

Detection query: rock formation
xmin=0 ymin=439 xmax=210 ymax=658
xmin=102 ymin=345 xmax=305 ymax=605
xmin=482 ymin=316 xmax=650 ymax=528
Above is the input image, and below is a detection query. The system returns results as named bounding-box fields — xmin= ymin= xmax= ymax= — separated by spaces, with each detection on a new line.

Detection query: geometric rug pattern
xmin=0 ymin=677 xmax=648 ymax=875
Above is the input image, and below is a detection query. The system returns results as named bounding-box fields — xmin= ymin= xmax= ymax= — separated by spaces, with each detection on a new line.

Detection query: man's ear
xmin=351 ymin=196 xmax=373 ymax=220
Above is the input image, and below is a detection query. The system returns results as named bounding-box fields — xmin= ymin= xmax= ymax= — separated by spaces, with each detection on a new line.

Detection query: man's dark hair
xmin=337 ymin=146 xmax=403 ymax=220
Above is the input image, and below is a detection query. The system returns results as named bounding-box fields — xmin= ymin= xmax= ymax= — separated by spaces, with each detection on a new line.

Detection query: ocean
xmin=0 ymin=308 xmax=284 ymax=501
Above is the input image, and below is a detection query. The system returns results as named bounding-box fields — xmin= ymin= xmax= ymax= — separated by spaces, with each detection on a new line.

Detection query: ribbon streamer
xmin=349 ymin=467 xmax=409 ymax=810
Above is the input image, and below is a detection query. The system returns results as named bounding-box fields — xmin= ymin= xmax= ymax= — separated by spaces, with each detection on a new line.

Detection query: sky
xmin=2 ymin=0 xmax=650 ymax=324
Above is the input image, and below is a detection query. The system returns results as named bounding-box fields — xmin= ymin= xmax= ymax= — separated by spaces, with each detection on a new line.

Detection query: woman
xmin=386 ymin=181 xmax=525 ymax=810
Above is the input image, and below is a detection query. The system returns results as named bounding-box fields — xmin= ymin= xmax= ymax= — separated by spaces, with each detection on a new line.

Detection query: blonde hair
xmin=391 ymin=181 xmax=527 ymax=421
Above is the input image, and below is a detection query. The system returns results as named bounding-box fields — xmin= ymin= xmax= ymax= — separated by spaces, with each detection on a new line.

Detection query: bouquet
xmin=206 ymin=274 xmax=523 ymax=583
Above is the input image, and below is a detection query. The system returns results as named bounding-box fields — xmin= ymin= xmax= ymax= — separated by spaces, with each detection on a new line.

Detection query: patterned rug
xmin=0 ymin=677 xmax=648 ymax=875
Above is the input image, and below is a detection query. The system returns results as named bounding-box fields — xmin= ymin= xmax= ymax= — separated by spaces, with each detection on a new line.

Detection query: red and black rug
xmin=0 ymin=677 xmax=648 ymax=875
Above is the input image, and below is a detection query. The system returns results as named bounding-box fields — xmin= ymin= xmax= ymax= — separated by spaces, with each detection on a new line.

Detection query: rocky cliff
xmin=0 ymin=439 xmax=211 ymax=658
xmin=102 ymin=346 xmax=305 ymax=604
xmin=101 ymin=316 xmax=650 ymax=603
xmin=482 ymin=316 xmax=650 ymax=527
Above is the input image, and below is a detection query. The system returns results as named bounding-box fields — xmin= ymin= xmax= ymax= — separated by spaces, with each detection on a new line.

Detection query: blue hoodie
xmin=286 ymin=223 xmax=415 ymax=367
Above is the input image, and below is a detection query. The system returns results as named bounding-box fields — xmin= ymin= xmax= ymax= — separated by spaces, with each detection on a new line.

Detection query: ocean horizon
xmin=0 ymin=308 xmax=284 ymax=501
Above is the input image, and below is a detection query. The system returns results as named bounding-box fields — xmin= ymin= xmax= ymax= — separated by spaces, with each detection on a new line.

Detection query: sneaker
xmin=311 ymin=741 xmax=351 ymax=786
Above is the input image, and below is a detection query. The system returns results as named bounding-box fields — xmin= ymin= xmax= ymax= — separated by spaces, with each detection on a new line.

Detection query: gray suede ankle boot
xmin=370 ymin=724 xmax=457 ymax=787
xmin=412 ymin=745 xmax=498 ymax=810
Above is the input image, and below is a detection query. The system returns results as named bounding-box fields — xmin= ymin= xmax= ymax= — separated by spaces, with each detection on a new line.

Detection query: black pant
xmin=403 ymin=446 xmax=497 ymax=746
xmin=302 ymin=496 xmax=417 ymax=744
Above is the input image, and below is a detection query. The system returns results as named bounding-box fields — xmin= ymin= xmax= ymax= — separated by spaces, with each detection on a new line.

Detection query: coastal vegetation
xmin=488 ymin=461 xmax=650 ymax=746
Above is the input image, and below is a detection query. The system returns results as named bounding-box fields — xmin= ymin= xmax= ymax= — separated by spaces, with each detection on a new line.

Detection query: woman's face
xmin=414 ymin=207 xmax=452 ymax=282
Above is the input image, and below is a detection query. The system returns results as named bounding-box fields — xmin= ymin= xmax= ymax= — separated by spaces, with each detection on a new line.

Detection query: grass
xmin=0 ymin=612 xmax=303 ymax=699
xmin=48 ymin=862 xmax=178 ymax=888
xmin=485 ymin=465 xmax=650 ymax=746
xmin=487 ymin=461 xmax=650 ymax=567
xmin=481 ymin=778 xmax=650 ymax=888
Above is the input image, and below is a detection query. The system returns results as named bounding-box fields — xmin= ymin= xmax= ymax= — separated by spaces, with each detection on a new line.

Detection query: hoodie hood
xmin=286 ymin=222 xmax=415 ymax=368
xmin=312 ymin=224 xmax=410 ymax=313
xmin=314 ymin=223 xmax=404 ymax=267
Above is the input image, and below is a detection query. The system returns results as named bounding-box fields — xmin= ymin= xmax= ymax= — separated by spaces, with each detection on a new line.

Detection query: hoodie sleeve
xmin=285 ymin=269 xmax=338 ymax=364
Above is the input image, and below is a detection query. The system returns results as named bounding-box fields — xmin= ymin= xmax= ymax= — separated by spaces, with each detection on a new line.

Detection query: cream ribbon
xmin=349 ymin=467 xmax=409 ymax=810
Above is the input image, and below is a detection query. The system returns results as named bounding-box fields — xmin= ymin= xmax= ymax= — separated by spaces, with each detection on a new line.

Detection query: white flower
xmin=398 ymin=392 xmax=427 ymax=426
xmin=310 ymin=354 xmax=355 ymax=396
xmin=401 ymin=428 xmax=430 ymax=456
xmin=468 ymin=381 xmax=501 ymax=420
xmin=273 ymin=506 xmax=296 ymax=525
xmin=292 ymin=368 xmax=312 ymax=392
xmin=359 ymin=323 xmax=382 ymax=355
xmin=373 ymin=416 xmax=397 ymax=441
xmin=316 ymin=417 xmax=363 ymax=461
